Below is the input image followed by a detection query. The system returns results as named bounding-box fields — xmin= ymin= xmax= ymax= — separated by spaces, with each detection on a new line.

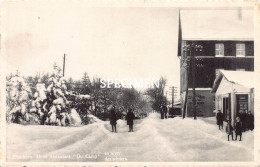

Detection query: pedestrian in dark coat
xmin=163 ymin=105 xmax=168 ymax=119
xmin=226 ymin=120 xmax=234 ymax=141
xmin=216 ymin=110 xmax=224 ymax=130
xmin=240 ymin=110 xmax=247 ymax=132
xmin=109 ymin=108 xmax=117 ymax=133
xmin=235 ymin=117 xmax=243 ymax=141
xmin=160 ymin=106 xmax=164 ymax=119
xmin=126 ymin=108 xmax=135 ymax=132
xmin=247 ymin=111 xmax=254 ymax=131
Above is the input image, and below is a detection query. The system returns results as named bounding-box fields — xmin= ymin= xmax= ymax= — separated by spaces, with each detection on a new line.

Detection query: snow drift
xmin=7 ymin=113 xmax=253 ymax=162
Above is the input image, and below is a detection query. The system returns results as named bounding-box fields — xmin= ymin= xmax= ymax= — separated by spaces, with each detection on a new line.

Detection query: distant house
xmin=177 ymin=9 xmax=254 ymax=117
xmin=211 ymin=70 xmax=254 ymax=126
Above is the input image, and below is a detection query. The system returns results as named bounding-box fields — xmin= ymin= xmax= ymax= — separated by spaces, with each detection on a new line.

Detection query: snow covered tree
xmin=6 ymin=73 xmax=14 ymax=81
xmin=66 ymin=77 xmax=74 ymax=92
xmin=81 ymin=72 xmax=91 ymax=94
xmin=90 ymin=78 xmax=101 ymax=116
xmin=25 ymin=75 xmax=40 ymax=94
xmin=51 ymin=62 xmax=62 ymax=79
xmin=145 ymin=77 xmax=168 ymax=112
xmin=82 ymin=72 xmax=91 ymax=87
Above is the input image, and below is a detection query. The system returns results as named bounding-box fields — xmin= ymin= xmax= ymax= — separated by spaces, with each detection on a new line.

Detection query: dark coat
xmin=126 ymin=111 xmax=135 ymax=125
xmin=163 ymin=106 xmax=167 ymax=114
xmin=235 ymin=121 xmax=242 ymax=135
xmin=160 ymin=110 xmax=164 ymax=119
xmin=226 ymin=123 xmax=233 ymax=135
xmin=247 ymin=114 xmax=254 ymax=130
xmin=216 ymin=112 xmax=224 ymax=125
xmin=240 ymin=113 xmax=246 ymax=122
xmin=239 ymin=113 xmax=247 ymax=131
xmin=109 ymin=110 xmax=117 ymax=125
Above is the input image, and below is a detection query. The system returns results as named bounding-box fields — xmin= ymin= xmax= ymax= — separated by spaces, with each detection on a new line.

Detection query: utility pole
xmin=191 ymin=46 xmax=197 ymax=120
xmin=183 ymin=68 xmax=189 ymax=119
xmin=183 ymin=47 xmax=190 ymax=119
xmin=182 ymin=43 xmax=202 ymax=120
xmin=172 ymin=86 xmax=174 ymax=108
xmin=169 ymin=86 xmax=177 ymax=108
xmin=63 ymin=54 xmax=66 ymax=77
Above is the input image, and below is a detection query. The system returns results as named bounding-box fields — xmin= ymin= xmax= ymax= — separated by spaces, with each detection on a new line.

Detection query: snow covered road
xmin=7 ymin=113 xmax=254 ymax=162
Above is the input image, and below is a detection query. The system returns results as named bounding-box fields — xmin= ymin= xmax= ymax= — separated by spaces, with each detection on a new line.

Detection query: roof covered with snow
xmin=212 ymin=70 xmax=254 ymax=92
xmin=179 ymin=9 xmax=254 ymax=41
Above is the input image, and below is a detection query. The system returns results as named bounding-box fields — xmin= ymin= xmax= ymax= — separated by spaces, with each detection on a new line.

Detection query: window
xmin=236 ymin=43 xmax=245 ymax=57
xmin=236 ymin=94 xmax=249 ymax=114
xmin=236 ymin=68 xmax=245 ymax=71
xmin=215 ymin=43 xmax=224 ymax=57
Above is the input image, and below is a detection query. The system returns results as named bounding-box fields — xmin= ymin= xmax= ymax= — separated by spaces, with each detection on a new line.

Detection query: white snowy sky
xmin=1 ymin=3 xmax=254 ymax=95
xmin=2 ymin=5 xmax=179 ymax=88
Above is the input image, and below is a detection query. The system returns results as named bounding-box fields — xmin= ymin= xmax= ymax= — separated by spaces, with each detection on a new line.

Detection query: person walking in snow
xmin=216 ymin=110 xmax=224 ymax=130
xmin=226 ymin=120 xmax=234 ymax=141
xmin=163 ymin=105 xmax=168 ymax=119
xmin=126 ymin=108 xmax=135 ymax=132
xmin=160 ymin=106 xmax=165 ymax=119
xmin=240 ymin=110 xmax=247 ymax=132
xmin=247 ymin=111 xmax=254 ymax=131
xmin=235 ymin=117 xmax=243 ymax=141
xmin=109 ymin=107 xmax=117 ymax=133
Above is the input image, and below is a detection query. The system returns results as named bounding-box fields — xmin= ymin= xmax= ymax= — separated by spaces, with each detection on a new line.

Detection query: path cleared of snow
xmin=6 ymin=113 xmax=253 ymax=162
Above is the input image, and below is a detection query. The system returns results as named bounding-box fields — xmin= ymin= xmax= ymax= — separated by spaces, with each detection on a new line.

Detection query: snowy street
xmin=7 ymin=113 xmax=253 ymax=162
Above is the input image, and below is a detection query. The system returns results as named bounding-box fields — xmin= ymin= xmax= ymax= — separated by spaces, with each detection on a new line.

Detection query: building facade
xmin=212 ymin=70 xmax=254 ymax=126
xmin=177 ymin=9 xmax=254 ymax=117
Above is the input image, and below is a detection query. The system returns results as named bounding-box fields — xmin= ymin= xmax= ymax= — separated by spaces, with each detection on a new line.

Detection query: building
xmin=177 ymin=9 xmax=254 ymax=117
xmin=211 ymin=70 xmax=254 ymax=126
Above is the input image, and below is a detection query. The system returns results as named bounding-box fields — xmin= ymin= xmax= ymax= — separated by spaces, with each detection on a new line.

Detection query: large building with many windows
xmin=177 ymin=9 xmax=254 ymax=117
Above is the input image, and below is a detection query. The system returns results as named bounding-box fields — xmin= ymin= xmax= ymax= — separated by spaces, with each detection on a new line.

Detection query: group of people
xmin=160 ymin=105 xmax=168 ymax=119
xmin=216 ymin=110 xmax=254 ymax=141
xmin=109 ymin=107 xmax=135 ymax=133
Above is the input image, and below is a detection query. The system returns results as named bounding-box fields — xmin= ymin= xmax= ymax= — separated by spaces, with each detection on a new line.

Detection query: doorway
xmin=223 ymin=94 xmax=231 ymax=121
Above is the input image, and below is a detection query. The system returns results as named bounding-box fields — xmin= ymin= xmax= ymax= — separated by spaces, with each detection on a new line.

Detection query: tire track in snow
xmin=46 ymin=122 xmax=113 ymax=159
xmin=7 ymin=113 xmax=254 ymax=162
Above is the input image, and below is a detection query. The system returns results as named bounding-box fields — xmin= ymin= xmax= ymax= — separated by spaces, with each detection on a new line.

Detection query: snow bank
xmin=87 ymin=114 xmax=103 ymax=124
xmin=197 ymin=117 xmax=254 ymax=150
xmin=132 ymin=113 xmax=253 ymax=161
xmin=6 ymin=113 xmax=254 ymax=162
xmin=69 ymin=109 xmax=82 ymax=126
